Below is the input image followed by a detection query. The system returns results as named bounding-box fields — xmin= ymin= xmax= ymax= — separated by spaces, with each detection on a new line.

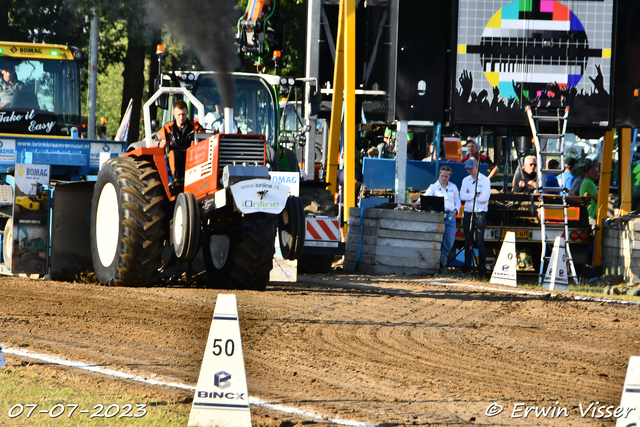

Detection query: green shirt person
xmin=579 ymin=163 xmax=599 ymax=226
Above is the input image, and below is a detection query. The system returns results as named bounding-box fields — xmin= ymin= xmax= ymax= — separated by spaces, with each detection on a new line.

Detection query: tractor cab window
xmin=192 ymin=74 xmax=277 ymax=148
xmin=0 ymin=57 xmax=80 ymax=136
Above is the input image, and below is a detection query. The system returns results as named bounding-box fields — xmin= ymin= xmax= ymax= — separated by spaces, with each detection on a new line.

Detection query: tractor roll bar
xmin=143 ymin=87 xmax=205 ymax=148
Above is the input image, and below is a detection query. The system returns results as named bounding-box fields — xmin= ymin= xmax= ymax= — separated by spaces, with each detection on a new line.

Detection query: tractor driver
xmin=154 ymin=99 xmax=203 ymax=188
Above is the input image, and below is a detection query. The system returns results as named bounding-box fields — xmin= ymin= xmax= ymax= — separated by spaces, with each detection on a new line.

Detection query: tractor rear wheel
xmin=203 ymin=218 xmax=276 ymax=291
xmin=90 ymin=157 xmax=167 ymax=286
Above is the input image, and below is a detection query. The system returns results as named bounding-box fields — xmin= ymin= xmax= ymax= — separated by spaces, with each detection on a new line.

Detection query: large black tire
xmin=90 ymin=157 xmax=167 ymax=286
xmin=203 ymin=218 xmax=276 ymax=291
xmin=279 ymin=196 xmax=305 ymax=260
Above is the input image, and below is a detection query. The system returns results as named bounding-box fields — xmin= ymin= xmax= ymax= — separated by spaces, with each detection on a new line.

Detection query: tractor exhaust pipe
xmin=224 ymin=107 xmax=234 ymax=134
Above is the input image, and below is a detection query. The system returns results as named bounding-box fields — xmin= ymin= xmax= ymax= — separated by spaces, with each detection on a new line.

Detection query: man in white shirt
xmin=459 ymin=158 xmax=491 ymax=277
xmin=424 ymin=165 xmax=461 ymax=272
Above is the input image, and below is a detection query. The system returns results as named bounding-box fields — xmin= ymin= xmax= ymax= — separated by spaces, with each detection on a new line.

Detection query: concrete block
xmin=602 ymin=237 xmax=637 ymax=251
xmin=362 ymin=209 xmax=445 ymax=223
xmin=350 ymin=207 xmax=446 ymax=222
xmin=347 ymin=218 xmax=381 ymax=230
xmin=347 ymin=217 xmax=375 ymax=228
xmin=349 ymin=207 xmax=363 ymax=218
xmin=601 ymin=238 xmax=616 ymax=249
xmin=378 ymin=229 xmax=444 ymax=244
xmin=347 ymin=226 xmax=443 ymax=242
xmin=343 ymin=260 xmax=371 ymax=273
xmin=345 ymin=250 xmax=439 ymax=268
xmin=348 ymin=217 xmax=445 ymax=234
xmin=602 ymin=228 xmax=619 ymax=239
xmin=345 ymin=242 xmax=441 ymax=257
xmin=345 ymin=234 xmax=380 ymax=246
xmin=345 ymin=235 xmax=442 ymax=249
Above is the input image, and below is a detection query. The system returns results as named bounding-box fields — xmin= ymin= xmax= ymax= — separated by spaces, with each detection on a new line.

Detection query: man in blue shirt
xmin=557 ymin=157 xmax=576 ymax=192
xmin=545 ymin=159 xmax=561 ymax=189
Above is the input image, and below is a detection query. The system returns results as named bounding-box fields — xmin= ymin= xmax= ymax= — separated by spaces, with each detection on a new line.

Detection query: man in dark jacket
xmin=155 ymin=99 xmax=203 ymax=182
xmin=512 ymin=155 xmax=538 ymax=193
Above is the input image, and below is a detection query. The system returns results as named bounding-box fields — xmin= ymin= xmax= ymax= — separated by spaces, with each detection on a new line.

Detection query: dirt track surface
xmin=0 ymin=273 xmax=639 ymax=426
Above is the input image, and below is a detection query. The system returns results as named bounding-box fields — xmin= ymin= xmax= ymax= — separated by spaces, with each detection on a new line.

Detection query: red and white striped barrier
xmin=305 ymin=217 xmax=340 ymax=247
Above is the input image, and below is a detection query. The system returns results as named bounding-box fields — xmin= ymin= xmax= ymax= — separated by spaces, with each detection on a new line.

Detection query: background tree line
xmin=0 ymin=0 xmax=305 ymax=141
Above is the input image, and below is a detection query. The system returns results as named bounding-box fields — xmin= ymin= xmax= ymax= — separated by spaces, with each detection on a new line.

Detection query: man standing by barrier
xmin=460 ymin=158 xmax=491 ymax=278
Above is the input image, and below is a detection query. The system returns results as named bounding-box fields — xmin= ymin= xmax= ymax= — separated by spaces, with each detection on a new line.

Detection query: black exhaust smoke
xmin=146 ymin=0 xmax=240 ymax=108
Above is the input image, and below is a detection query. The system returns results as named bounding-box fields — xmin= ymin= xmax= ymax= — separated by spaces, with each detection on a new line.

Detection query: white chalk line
xmin=2 ymin=347 xmax=371 ymax=427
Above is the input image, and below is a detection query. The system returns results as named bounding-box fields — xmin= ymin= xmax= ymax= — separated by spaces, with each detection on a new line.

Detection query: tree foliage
xmin=0 ymin=0 xmax=91 ymax=46
xmin=1 ymin=0 xmax=308 ymax=141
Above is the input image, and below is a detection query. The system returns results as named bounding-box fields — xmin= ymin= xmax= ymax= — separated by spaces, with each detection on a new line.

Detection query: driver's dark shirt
xmin=156 ymin=120 xmax=202 ymax=151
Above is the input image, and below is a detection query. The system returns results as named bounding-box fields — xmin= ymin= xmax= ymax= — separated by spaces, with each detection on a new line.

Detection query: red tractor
xmin=89 ymin=88 xmax=305 ymax=289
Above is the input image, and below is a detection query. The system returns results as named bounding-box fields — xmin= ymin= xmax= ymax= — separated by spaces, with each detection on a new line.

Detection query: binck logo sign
xmin=195 ymin=371 xmax=246 ymax=401
xmin=214 ymin=371 xmax=231 ymax=389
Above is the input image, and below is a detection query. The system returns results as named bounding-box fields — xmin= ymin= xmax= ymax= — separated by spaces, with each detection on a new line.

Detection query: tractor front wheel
xmin=203 ymin=218 xmax=277 ymax=290
xmin=90 ymin=157 xmax=167 ymax=286
xmin=173 ymin=192 xmax=200 ymax=259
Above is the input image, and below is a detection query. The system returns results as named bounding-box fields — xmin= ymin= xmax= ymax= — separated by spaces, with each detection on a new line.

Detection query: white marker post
xmin=490 ymin=231 xmax=517 ymax=287
xmin=188 ymin=294 xmax=251 ymax=427
xmin=543 ymin=236 xmax=569 ymax=291
xmin=616 ymin=356 xmax=640 ymax=427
